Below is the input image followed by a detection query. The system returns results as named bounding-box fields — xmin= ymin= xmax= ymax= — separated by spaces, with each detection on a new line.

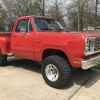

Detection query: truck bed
xmin=0 ymin=32 xmax=11 ymax=54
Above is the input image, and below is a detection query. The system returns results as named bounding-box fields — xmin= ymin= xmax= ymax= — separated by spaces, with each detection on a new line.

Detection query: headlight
xmin=85 ymin=37 xmax=96 ymax=55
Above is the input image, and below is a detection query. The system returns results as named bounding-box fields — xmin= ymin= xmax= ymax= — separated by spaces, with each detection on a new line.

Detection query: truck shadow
xmin=8 ymin=59 xmax=41 ymax=73
xmin=7 ymin=59 xmax=100 ymax=89
xmin=69 ymin=69 xmax=100 ymax=89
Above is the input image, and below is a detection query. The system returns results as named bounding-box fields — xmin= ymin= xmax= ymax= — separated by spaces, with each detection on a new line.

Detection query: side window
xmin=16 ymin=19 xmax=33 ymax=32
xmin=35 ymin=18 xmax=48 ymax=31
xmin=16 ymin=20 xmax=28 ymax=32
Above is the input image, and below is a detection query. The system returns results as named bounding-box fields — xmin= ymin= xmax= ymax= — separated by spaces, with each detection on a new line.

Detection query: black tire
xmin=41 ymin=55 xmax=72 ymax=89
xmin=0 ymin=55 xmax=7 ymax=66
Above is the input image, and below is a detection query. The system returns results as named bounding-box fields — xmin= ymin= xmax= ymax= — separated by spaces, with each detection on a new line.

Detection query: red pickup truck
xmin=0 ymin=16 xmax=100 ymax=88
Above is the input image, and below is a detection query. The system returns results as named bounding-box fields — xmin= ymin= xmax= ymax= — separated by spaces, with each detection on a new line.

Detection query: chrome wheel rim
xmin=45 ymin=64 xmax=59 ymax=82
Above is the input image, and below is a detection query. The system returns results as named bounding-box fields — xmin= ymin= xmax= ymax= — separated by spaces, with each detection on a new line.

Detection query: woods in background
xmin=0 ymin=0 xmax=99 ymax=32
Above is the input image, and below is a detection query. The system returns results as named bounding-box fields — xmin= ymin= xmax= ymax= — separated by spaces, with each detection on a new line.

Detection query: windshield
xmin=34 ymin=17 xmax=65 ymax=32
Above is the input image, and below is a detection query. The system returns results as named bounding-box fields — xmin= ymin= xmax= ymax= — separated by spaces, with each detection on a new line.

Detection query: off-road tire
xmin=41 ymin=55 xmax=72 ymax=89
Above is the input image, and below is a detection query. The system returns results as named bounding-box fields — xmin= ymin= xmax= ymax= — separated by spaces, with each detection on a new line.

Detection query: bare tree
xmin=0 ymin=0 xmax=43 ymax=31
xmin=66 ymin=0 xmax=96 ymax=31
xmin=0 ymin=4 xmax=8 ymax=31
xmin=47 ymin=0 xmax=64 ymax=20
xmin=2 ymin=0 xmax=43 ymax=18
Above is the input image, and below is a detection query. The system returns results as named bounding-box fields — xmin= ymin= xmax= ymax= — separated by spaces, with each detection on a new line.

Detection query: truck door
xmin=11 ymin=18 xmax=34 ymax=59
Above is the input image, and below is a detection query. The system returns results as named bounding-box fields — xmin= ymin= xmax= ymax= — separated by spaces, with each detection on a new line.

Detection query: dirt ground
xmin=0 ymin=59 xmax=100 ymax=100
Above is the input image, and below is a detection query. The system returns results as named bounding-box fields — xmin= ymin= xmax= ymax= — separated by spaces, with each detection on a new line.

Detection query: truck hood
xmin=63 ymin=32 xmax=100 ymax=39
xmin=81 ymin=32 xmax=100 ymax=37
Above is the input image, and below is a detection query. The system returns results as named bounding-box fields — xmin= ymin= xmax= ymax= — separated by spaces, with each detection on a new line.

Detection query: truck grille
xmin=95 ymin=37 xmax=100 ymax=51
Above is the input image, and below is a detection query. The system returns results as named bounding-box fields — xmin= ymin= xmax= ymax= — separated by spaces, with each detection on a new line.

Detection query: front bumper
xmin=82 ymin=55 xmax=100 ymax=70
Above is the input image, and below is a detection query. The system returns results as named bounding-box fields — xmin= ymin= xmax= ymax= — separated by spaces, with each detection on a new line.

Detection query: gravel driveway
xmin=0 ymin=59 xmax=99 ymax=100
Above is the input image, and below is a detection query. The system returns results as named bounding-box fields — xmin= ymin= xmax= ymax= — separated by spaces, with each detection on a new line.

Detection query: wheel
xmin=0 ymin=55 xmax=7 ymax=66
xmin=41 ymin=55 xmax=72 ymax=89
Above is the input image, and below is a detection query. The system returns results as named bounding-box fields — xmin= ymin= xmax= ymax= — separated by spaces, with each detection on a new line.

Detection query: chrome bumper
xmin=82 ymin=55 xmax=100 ymax=70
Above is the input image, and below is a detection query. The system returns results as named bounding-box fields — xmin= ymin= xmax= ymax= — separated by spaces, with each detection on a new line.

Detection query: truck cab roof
xmin=18 ymin=16 xmax=53 ymax=20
